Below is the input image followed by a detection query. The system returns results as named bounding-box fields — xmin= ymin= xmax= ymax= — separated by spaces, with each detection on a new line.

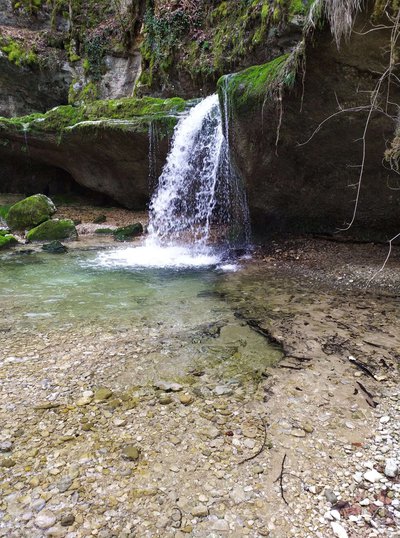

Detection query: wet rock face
xmin=226 ymin=14 xmax=400 ymax=240
xmin=0 ymin=56 xmax=71 ymax=118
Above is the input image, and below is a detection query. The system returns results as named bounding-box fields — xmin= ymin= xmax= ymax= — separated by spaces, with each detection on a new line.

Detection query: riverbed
xmin=0 ymin=213 xmax=399 ymax=538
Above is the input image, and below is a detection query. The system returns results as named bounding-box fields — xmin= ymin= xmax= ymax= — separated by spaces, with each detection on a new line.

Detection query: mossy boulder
xmin=0 ymin=234 xmax=18 ymax=250
xmin=42 ymin=240 xmax=68 ymax=254
xmin=113 ymin=223 xmax=143 ymax=242
xmin=26 ymin=219 xmax=77 ymax=242
xmin=7 ymin=194 xmax=56 ymax=231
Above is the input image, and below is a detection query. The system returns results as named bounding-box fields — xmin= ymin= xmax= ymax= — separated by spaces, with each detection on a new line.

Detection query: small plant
xmin=13 ymin=0 xmax=42 ymax=15
xmin=0 ymin=38 xmax=38 ymax=67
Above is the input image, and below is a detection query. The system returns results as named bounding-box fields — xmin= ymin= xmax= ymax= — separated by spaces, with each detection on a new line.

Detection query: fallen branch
xmin=356 ymin=381 xmax=378 ymax=408
xmin=274 ymin=453 xmax=289 ymax=505
xmin=239 ymin=417 xmax=268 ymax=465
xmin=348 ymin=356 xmax=376 ymax=380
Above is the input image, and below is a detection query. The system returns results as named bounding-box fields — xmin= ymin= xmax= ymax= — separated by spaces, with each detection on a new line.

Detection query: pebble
xmin=94 ymin=387 xmax=113 ymax=401
xmin=0 ymin=441 xmax=13 ymax=452
xmin=35 ymin=510 xmax=57 ymax=529
xmin=60 ymin=514 xmax=75 ymax=527
xmin=364 ymin=469 xmax=383 ymax=483
xmin=384 ymin=458 xmax=398 ymax=478
xmin=154 ymin=381 xmax=182 ymax=392
xmin=179 ymin=393 xmax=193 ymax=405
xmin=122 ymin=445 xmax=140 ymax=461
xmin=324 ymin=488 xmax=338 ymax=504
xmin=331 ymin=521 xmax=348 ymax=538
xmin=191 ymin=505 xmax=209 ymax=517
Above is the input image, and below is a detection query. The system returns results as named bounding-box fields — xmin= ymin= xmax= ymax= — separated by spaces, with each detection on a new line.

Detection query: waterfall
xmin=94 ymin=93 xmax=250 ymax=270
xmin=147 ymin=94 xmax=250 ymax=248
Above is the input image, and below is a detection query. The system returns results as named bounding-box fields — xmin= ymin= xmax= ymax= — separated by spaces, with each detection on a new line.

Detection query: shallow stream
xmin=0 ymin=246 xmax=282 ymax=386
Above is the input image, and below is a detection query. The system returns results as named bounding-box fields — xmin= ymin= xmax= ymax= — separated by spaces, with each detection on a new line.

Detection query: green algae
xmin=26 ymin=219 xmax=77 ymax=242
xmin=0 ymin=96 xmax=187 ymax=136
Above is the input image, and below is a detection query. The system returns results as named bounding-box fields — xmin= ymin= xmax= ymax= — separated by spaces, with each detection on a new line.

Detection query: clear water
xmin=0 ymin=249 xmax=281 ymax=383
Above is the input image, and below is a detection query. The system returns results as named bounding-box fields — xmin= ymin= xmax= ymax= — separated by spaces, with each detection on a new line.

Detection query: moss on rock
xmin=218 ymin=54 xmax=293 ymax=113
xmin=26 ymin=219 xmax=77 ymax=242
xmin=0 ymin=96 xmax=187 ymax=137
xmin=0 ymin=234 xmax=18 ymax=250
xmin=7 ymin=194 xmax=56 ymax=231
xmin=113 ymin=223 xmax=143 ymax=242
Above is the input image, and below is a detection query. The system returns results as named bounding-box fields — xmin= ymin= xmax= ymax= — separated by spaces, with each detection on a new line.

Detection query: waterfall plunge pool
xmin=0 ymin=246 xmax=282 ymax=385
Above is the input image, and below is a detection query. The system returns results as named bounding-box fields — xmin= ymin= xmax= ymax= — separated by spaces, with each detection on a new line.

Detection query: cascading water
xmin=147 ymin=93 xmax=250 ymax=248
xmin=95 ymin=93 xmax=250 ymax=270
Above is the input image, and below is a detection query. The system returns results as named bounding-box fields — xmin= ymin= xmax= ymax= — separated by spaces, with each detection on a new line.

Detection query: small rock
xmin=60 ymin=514 xmax=75 ymax=527
xmin=384 ymin=459 xmax=398 ymax=478
xmin=331 ymin=521 xmax=348 ymax=538
xmin=291 ymin=428 xmax=306 ymax=438
xmin=113 ymin=418 xmax=127 ymax=427
xmin=35 ymin=511 xmax=57 ymax=530
xmin=302 ymin=422 xmax=314 ymax=433
xmin=154 ymin=381 xmax=182 ymax=392
xmin=360 ymin=498 xmax=370 ymax=506
xmin=0 ymin=458 xmax=16 ymax=468
xmin=122 ymin=445 xmax=140 ymax=461
xmin=0 ymin=441 xmax=13 ymax=453
xmin=94 ymin=388 xmax=113 ymax=401
xmin=324 ymin=488 xmax=338 ymax=504
xmin=380 ymin=416 xmax=390 ymax=424
xmin=230 ymin=486 xmax=246 ymax=504
xmin=211 ymin=519 xmax=229 ymax=531
xmin=159 ymin=393 xmax=173 ymax=405
xmin=331 ymin=509 xmax=341 ymax=521
xmin=364 ymin=469 xmax=383 ymax=483
xmin=56 ymin=476 xmax=72 ymax=493
xmin=179 ymin=393 xmax=193 ymax=405
xmin=191 ymin=505 xmax=209 ymax=517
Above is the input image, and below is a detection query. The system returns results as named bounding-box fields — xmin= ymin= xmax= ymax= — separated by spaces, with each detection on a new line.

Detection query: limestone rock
xmin=26 ymin=219 xmax=77 ymax=242
xmin=7 ymin=194 xmax=56 ymax=231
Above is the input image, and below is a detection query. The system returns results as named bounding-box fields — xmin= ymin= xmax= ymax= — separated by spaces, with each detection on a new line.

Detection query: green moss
xmin=0 ymin=96 xmax=187 ymax=138
xmin=26 ymin=219 xmax=77 ymax=241
xmin=0 ymin=234 xmax=18 ymax=250
xmin=0 ymin=37 xmax=38 ymax=67
xmin=0 ymin=204 xmax=12 ymax=221
xmin=7 ymin=194 xmax=56 ymax=231
xmin=218 ymin=54 xmax=292 ymax=113
xmin=113 ymin=223 xmax=143 ymax=242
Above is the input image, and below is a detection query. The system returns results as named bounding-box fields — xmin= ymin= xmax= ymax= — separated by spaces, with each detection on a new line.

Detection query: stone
xmin=60 ymin=514 xmax=75 ymax=527
xmin=230 ymin=486 xmax=246 ymax=504
xmin=364 ymin=469 xmax=383 ymax=483
xmin=42 ymin=240 xmax=68 ymax=254
xmin=380 ymin=416 xmax=390 ymax=424
xmin=191 ymin=505 xmax=209 ymax=517
xmin=93 ymin=214 xmax=107 ymax=224
xmin=179 ymin=393 xmax=193 ymax=405
xmin=113 ymin=223 xmax=143 ymax=242
xmin=0 ymin=234 xmax=18 ymax=250
xmin=0 ymin=458 xmax=16 ymax=468
xmin=35 ymin=510 xmax=57 ymax=530
xmin=122 ymin=445 xmax=140 ymax=461
xmin=302 ymin=422 xmax=314 ymax=433
xmin=26 ymin=219 xmax=77 ymax=242
xmin=7 ymin=194 xmax=56 ymax=231
xmin=154 ymin=381 xmax=183 ymax=392
xmin=324 ymin=488 xmax=338 ymax=504
xmin=384 ymin=459 xmax=398 ymax=478
xmin=0 ymin=441 xmax=13 ymax=452
xmin=331 ymin=521 xmax=348 ymax=538
xmin=56 ymin=476 xmax=72 ymax=493
xmin=158 ymin=394 xmax=173 ymax=405
xmin=94 ymin=388 xmax=113 ymax=401
xmin=291 ymin=428 xmax=306 ymax=438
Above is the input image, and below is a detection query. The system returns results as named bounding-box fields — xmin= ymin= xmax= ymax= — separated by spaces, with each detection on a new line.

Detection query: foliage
xmin=0 ymin=38 xmax=38 ymax=67
xmin=12 ymin=0 xmax=42 ymax=15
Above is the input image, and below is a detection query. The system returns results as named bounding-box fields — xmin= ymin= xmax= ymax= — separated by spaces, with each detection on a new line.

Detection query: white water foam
xmin=94 ymin=244 xmax=222 ymax=270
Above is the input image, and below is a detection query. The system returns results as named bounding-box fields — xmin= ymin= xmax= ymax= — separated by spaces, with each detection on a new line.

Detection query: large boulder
xmin=0 ymin=97 xmax=186 ymax=209
xmin=6 ymin=194 xmax=56 ymax=230
xmin=26 ymin=219 xmax=77 ymax=242
xmin=220 ymin=5 xmax=400 ymax=240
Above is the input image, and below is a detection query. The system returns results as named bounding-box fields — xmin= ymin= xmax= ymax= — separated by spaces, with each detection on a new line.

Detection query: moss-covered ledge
xmin=0 ymin=96 xmax=187 ymax=137
xmin=0 ymin=96 xmax=188 ymax=209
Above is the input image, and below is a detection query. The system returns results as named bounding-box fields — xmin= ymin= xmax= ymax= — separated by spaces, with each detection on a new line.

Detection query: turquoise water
xmin=0 ymin=246 xmax=282 ymax=383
